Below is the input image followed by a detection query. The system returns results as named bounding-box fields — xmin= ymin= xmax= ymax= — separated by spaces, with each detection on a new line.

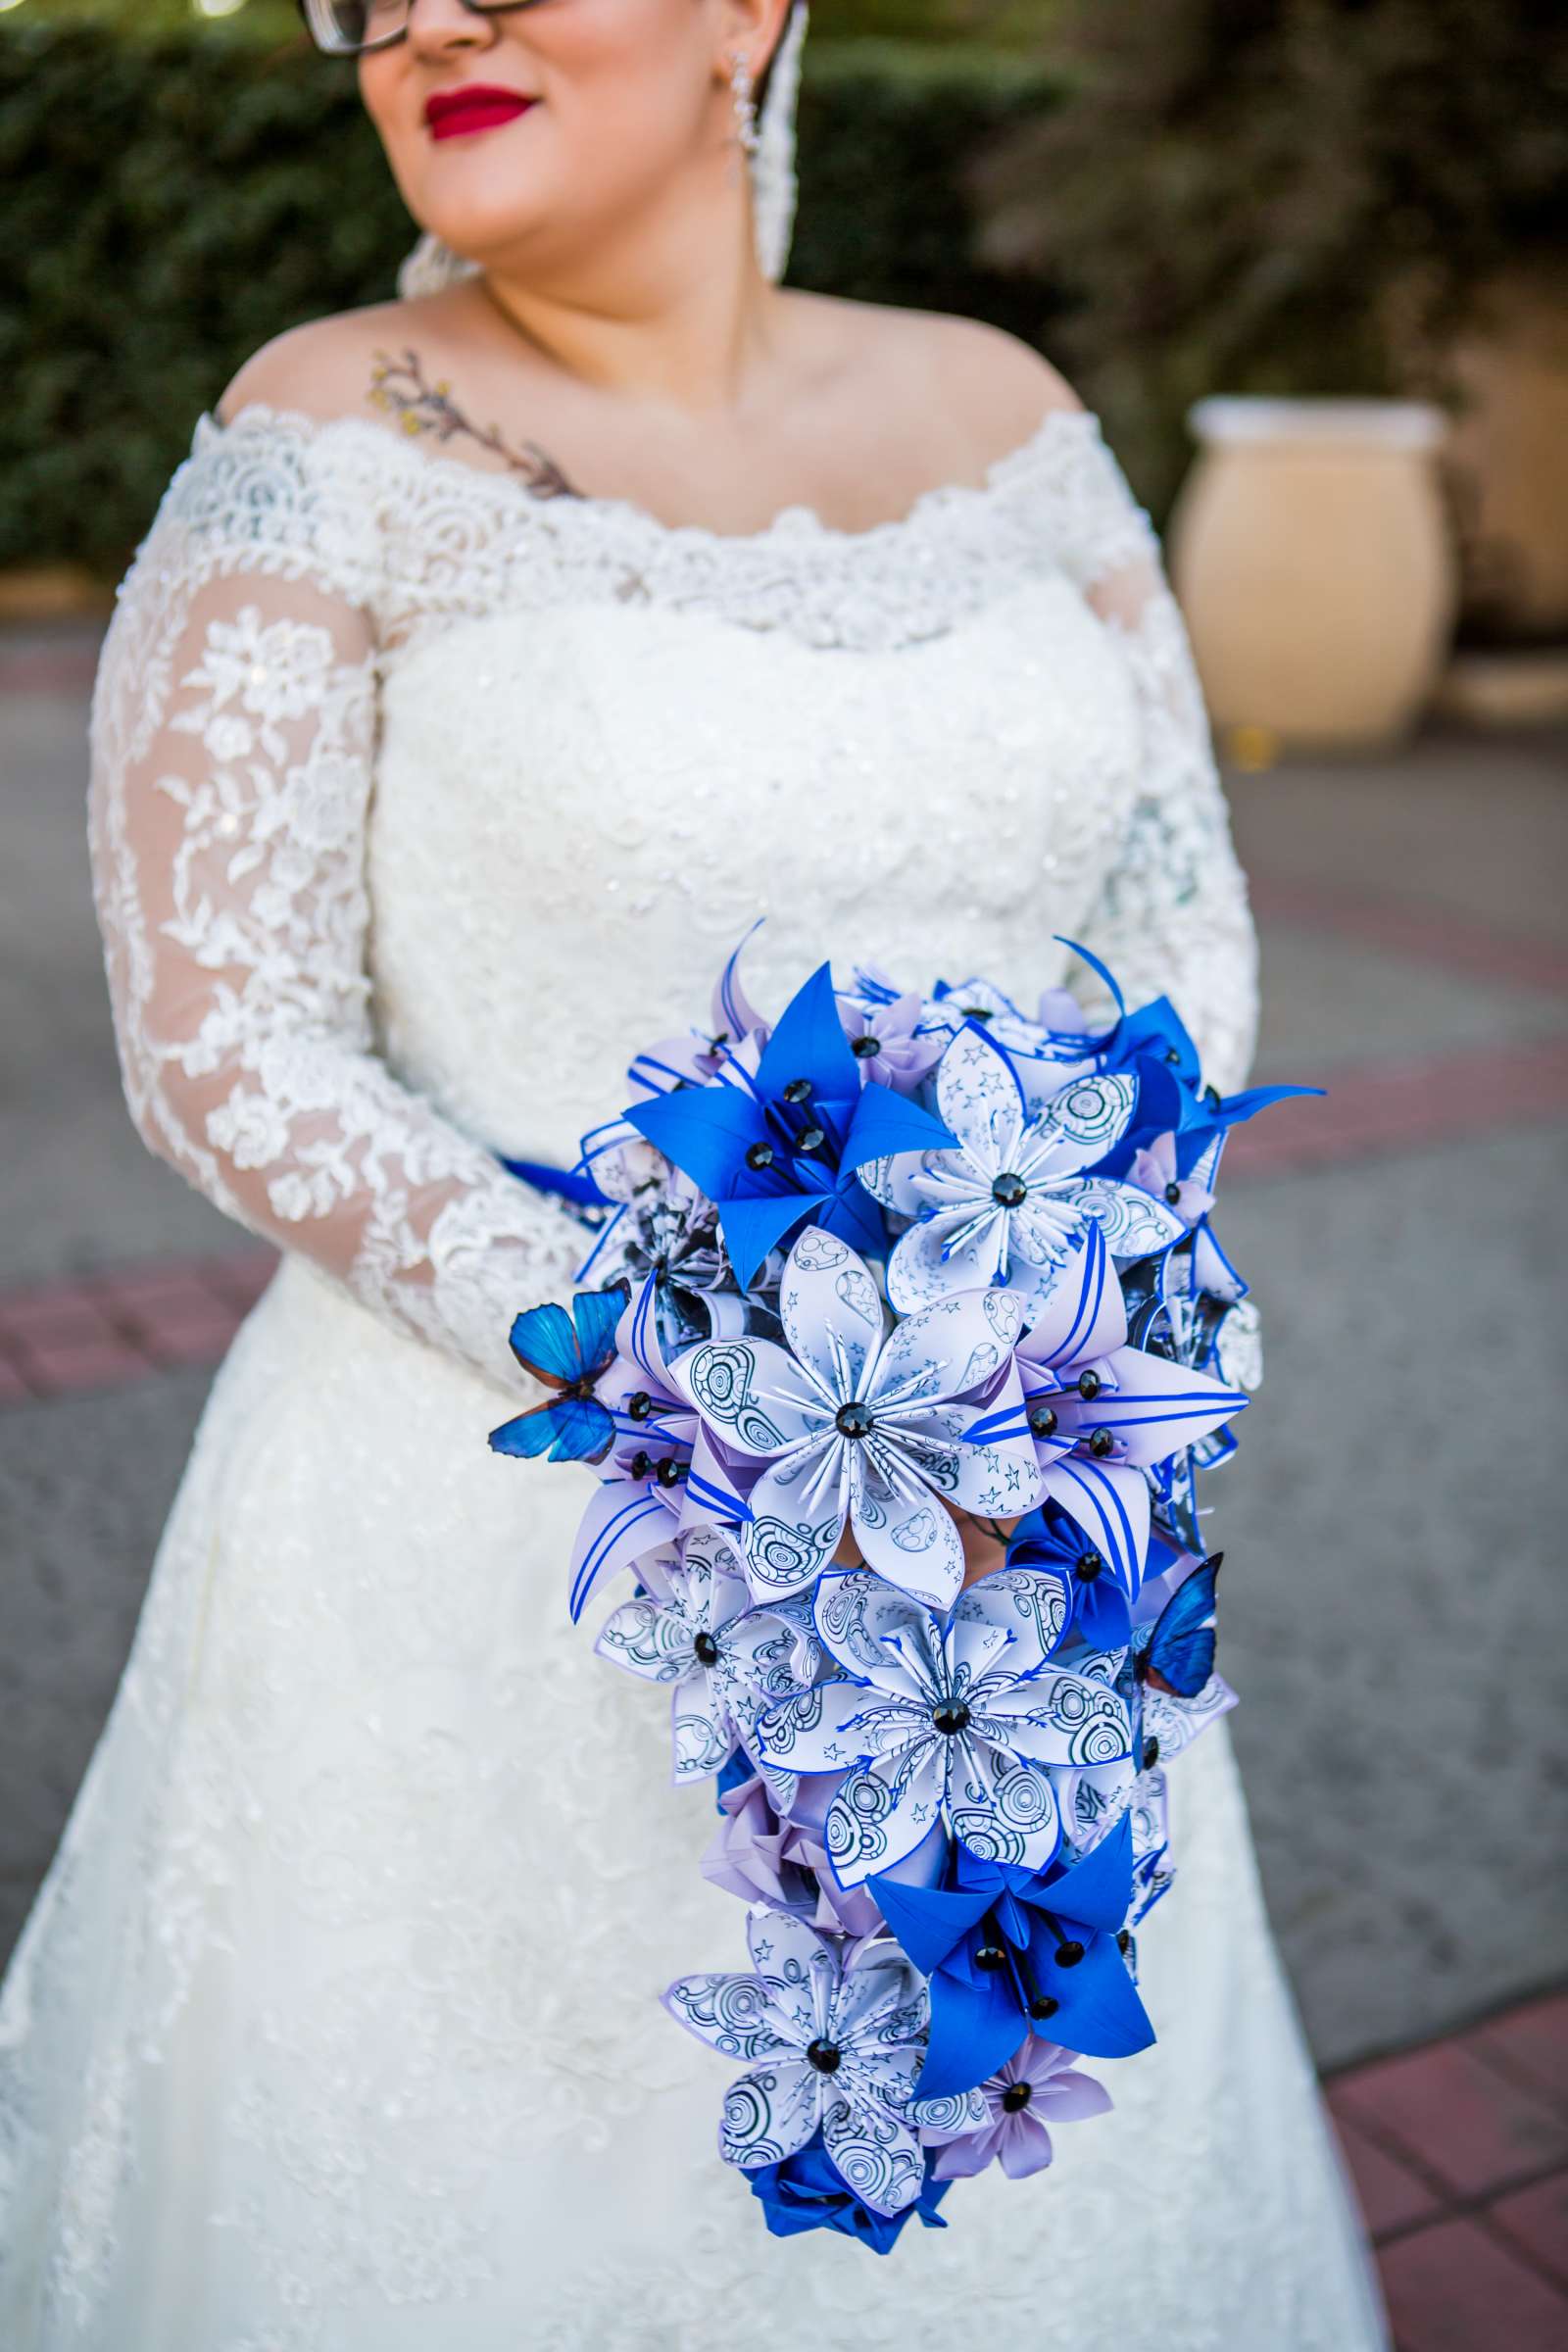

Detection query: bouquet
xmin=488 ymin=934 xmax=1310 ymax=2251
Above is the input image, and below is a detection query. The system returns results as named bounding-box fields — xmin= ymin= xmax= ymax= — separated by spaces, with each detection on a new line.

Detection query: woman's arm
xmin=1052 ymin=417 xmax=1260 ymax=1098
xmin=87 ymin=415 xmax=587 ymax=1397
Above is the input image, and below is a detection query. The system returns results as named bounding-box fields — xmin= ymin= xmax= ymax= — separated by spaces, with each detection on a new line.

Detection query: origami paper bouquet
xmin=488 ymin=940 xmax=1312 ymax=2250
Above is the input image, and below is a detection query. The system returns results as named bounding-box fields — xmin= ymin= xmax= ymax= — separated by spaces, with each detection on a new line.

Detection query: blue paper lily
xmin=873 ymin=1812 xmax=1155 ymax=2100
xmin=627 ymin=962 xmax=956 ymax=1288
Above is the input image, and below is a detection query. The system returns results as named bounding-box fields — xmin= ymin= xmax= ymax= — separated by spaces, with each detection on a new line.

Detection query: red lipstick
xmin=425 ymin=85 xmax=537 ymax=140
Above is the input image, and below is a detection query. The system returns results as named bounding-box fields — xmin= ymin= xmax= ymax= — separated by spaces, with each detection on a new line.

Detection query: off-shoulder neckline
xmin=196 ymin=397 xmax=1104 ymax=555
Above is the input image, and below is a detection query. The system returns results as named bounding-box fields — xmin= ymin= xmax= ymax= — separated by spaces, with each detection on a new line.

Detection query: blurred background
xmin=1 ymin=3 xmax=1565 ymax=2337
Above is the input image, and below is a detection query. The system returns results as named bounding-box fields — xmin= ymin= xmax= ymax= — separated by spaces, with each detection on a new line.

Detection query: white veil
xmin=396 ymin=0 xmax=809 ymax=299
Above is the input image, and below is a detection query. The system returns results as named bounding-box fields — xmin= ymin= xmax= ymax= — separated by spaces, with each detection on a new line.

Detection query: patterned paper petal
xmin=935 ymin=1019 xmax=1029 ymax=1143
xmin=948 ymin=1750 xmax=1062 ymax=1873
xmin=678 ymin=1523 xmax=754 ymax=1630
xmin=1141 ymin=1673 xmax=1237 ymax=1762
xmin=748 ymin=1905 xmax=839 ymax=2039
xmin=778 ymin=1225 xmax=886 ymax=1400
xmin=811 ymin=1570 xmax=940 ymax=1697
xmin=981 ymin=1668 xmax=1132 ymax=1767
xmin=1032 ymin=1072 xmax=1138 ymax=1172
xmin=857 ymin=1145 xmax=929 ymax=1223
xmin=833 ymin=1955 xmax=927 ymax=2055
xmin=663 ymin=1970 xmax=785 ymax=2061
xmin=742 ymin=1448 xmax=847 ymax=1598
xmin=672 ymin=1337 xmax=823 ymax=1456
xmin=594 ymin=1595 xmax=697 ymax=1684
xmin=908 ymin=2084 xmax=992 ymax=2138
xmin=721 ymin=2058 xmax=821 ymax=2170
xmin=755 ymin=1678 xmax=903 ymax=1776
xmin=825 ymin=1749 xmax=946 ymax=1886
xmin=923 ymin=1393 xmax=1044 ymax=1518
xmin=672 ymin=1681 xmax=739 ymax=1782
xmin=1052 ymin=1176 xmax=1187 ymax=1261
xmin=875 ymin=1284 xmax=1024 ymax=1405
xmin=822 ymin=2092 xmax=926 ymax=2217
xmin=884 ymin=1206 xmax=993 ymax=1313
xmin=952 ymin=1566 xmax=1073 ymax=1686
xmin=719 ymin=1600 xmax=820 ymax=1707
xmin=851 ymin=1472 xmax=965 ymax=1612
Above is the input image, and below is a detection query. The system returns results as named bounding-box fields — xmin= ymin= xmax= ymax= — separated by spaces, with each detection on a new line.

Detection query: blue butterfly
xmin=1135 ymin=1552 xmax=1222 ymax=1697
xmin=488 ymin=1285 xmax=629 ymax=1465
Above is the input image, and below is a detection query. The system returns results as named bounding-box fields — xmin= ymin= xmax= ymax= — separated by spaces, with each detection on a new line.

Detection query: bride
xmin=0 ymin=2 xmax=1391 ymax=2343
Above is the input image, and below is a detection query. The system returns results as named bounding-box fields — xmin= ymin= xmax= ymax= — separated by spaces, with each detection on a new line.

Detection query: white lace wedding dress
xmin=0 ymin=394 xmax=1390 ymax=2349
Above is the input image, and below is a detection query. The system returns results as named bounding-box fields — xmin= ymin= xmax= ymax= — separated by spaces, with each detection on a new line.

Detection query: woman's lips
xmin=425 ymin=88 xmax=536 ymax=140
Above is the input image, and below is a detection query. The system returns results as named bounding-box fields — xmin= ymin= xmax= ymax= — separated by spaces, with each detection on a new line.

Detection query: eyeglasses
xmin=298 ymin=0 xmax=545 ymax=58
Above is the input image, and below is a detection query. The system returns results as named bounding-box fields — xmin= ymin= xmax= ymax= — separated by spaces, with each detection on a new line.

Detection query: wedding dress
xmin=0 ymin=393 xmax=1390 ymax=2349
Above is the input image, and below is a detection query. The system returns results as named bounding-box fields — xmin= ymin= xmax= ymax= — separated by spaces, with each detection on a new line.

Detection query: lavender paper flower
xmin=703 ymin=1772 xmax=886 ymax=1940
xmin=756 ymin=1568 xmax=1132 ymax=1886
xmin=663 ymin=1907 xmax=982 ymax=2214
xmin=920 ymin=2037 xmax=1113 ymax=2180
xmin=671 ymin=1224 xmax=1042 ymax=1611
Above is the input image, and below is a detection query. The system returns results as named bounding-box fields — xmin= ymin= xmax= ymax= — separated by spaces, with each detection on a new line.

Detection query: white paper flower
xmin=671 ymin=1225 xmax=1041 ymax=1611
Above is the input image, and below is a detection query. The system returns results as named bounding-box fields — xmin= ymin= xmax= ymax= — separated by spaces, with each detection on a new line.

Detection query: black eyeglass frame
xmin=297 ymin=0 xmax=545 ymax=58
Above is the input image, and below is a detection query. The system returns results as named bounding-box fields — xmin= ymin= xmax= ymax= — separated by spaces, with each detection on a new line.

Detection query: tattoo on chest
xmin=368 ymin=345 xmax=585 ymax=499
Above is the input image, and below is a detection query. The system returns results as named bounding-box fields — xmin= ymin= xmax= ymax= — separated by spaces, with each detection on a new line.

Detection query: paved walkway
xmin=1330 ymin=1989 xmax=1568 ymax=2347
xmin=1 ymin=624 xmax=1564 ymax=2335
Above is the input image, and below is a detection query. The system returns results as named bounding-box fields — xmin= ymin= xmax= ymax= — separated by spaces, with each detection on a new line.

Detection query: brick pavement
xmin=1328 ymin=1990 xmax=1568 ymax=2348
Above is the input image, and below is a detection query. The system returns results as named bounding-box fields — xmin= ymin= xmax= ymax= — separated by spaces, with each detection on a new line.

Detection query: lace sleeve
xmin=1050 ymin=419 xmax=1259 ymax=1097
xmin=85 ymin=419 xmax=588 ymax=1398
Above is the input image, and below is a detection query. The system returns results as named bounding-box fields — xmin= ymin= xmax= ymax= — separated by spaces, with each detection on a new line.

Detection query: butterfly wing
xmin=508 ymin=1301 xmax=585 ymax=1388
xmin=571 ymin=1284 xmax=630 ymax=1377
xmin=1143 ymin=1557 xmax=1220 ymax=1696
xmin=545 ymin=1394 xmax=617 ymax=1464
xmin=489 ymin=1401 xmax=570 ymax=1460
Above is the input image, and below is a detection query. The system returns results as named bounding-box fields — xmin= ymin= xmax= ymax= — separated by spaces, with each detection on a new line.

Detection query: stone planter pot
xmin=1166 ymin=397 xmax=1458 ymax=753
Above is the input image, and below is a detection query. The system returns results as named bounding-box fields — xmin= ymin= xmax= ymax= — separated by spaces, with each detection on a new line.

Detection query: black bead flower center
xmin=1165 ymin=1181 xmax=1183 ymax=1204
xmin=1001 ymin=2081 xmax=1034 ymax=2113
xmin=1076 ymin=1369 xmax=1102 ymax=1400
xmin=991 ymin=1171 xmax=1028 ymax=1208
xmin=1088 ymin=1430 xmax=1116 ymax=1458
xmin=795 ymin=1125 xmax=827 ymax=1155
xmin=805 ymin=2038 xmax=842 ymax=2075
xmin=781 ymin=1078 xmax=813 ymax=1103
xmin=745 ymin=1141 xmax=775 ymax=1171
xmin=974 ymin=1940 xmax=1009 ymax=1973
xmin=1027 ymin=1400 xmax=1059 ymax=1439
xmin=655 ymin=1458 xmax=685 ymax=1489
xmin=834 ymin=1399 xmax=875 ymax=1441
xmin=931 ymin=1700 xmax=972 ymax=1737
xmin=626 ymin=1391 xmax=654 ymax=1422
xmin=693 ymin=1631 xmax=720 ymax=1667
xmin=1054 ymin=1938 xmax=1086 ymax=1969
xmin=1029 ymin=1994 xmax=1060 ymax=2021
xmin=1075 ymin=1549 xmax=1104 ymax=1584
xmin=851 ymin=1034 xmax=882 ymax=1059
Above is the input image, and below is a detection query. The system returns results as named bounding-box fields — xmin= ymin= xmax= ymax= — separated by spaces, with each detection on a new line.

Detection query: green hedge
xmin=0 ymin=24 xmax=1071 ymax=578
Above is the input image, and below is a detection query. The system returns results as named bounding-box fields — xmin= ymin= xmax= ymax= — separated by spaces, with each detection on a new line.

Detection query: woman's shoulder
xmin=215 ymin=298 xmax=442 ymax=429
xmin=787 ymin=291 xmax=1087 ymax=471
